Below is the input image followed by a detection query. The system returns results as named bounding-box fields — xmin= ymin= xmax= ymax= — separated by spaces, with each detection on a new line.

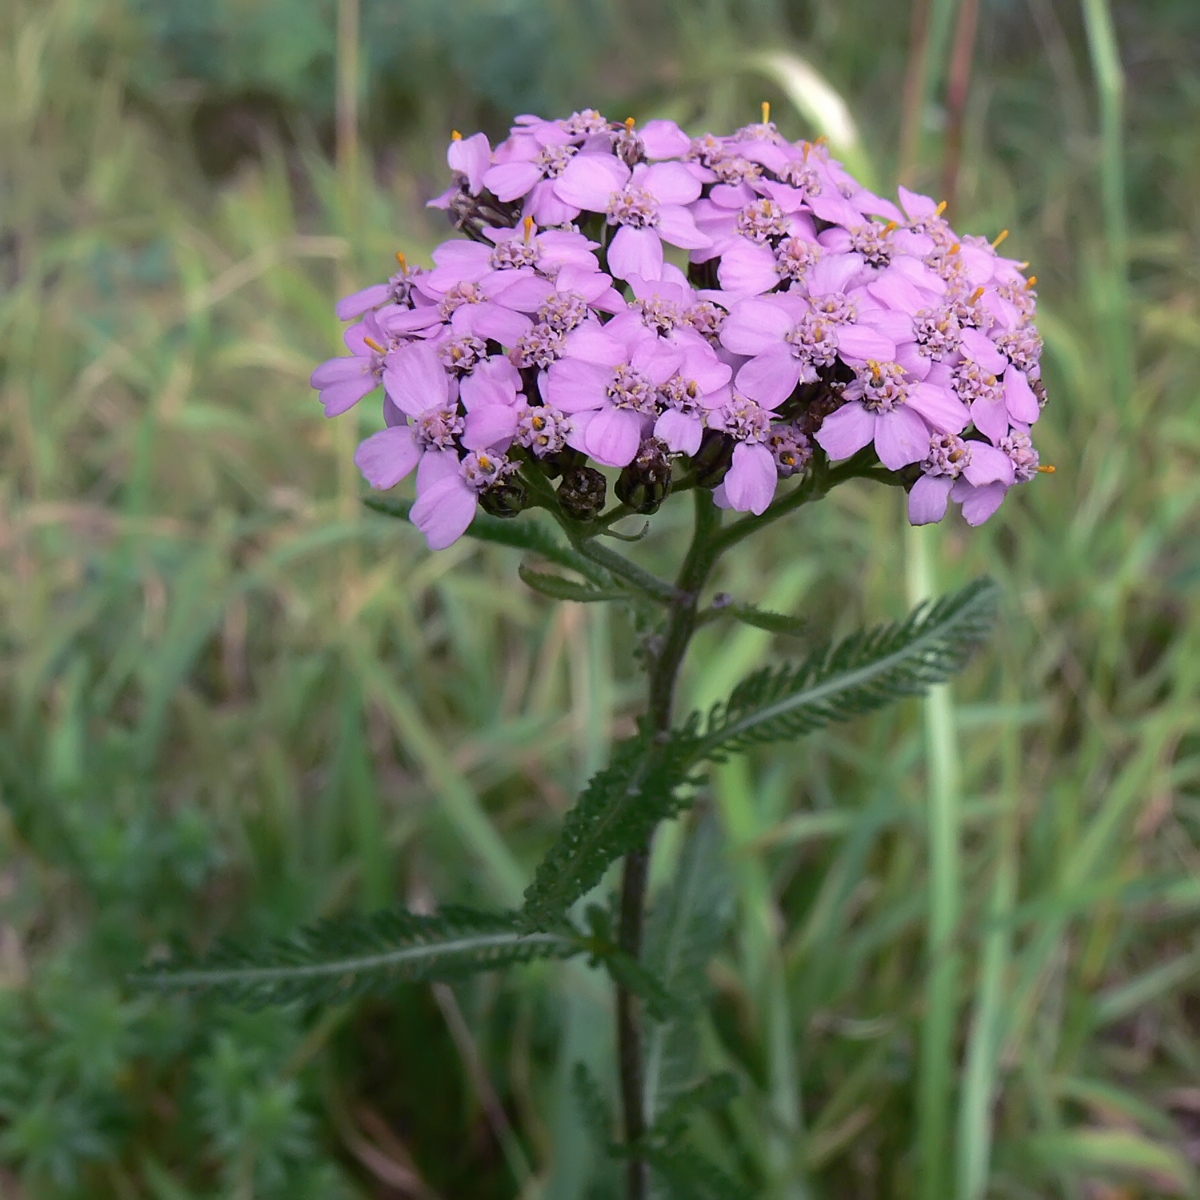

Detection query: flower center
xmin=736 ymin=198 xmax=790 ymax=244
xmin=995 ymin=327 xmax=1043 ymax=373
xmin=606 ymin=363 xmax=659 ymax=414
xmin=913 ymin=307 xmax=962 ymax=359
xmin=510 ymin=323 xmax=566 ymax=370
xmin=659 ymin=375 xmax=703 ymax=416
xmin=785 ymin=312 xmax=839 ymax=368
xmin=922 ymin=432 xmax=972 ymax=478
xmin=857 ymin=361 xmax=909 ymax=413
xmin=951 ymin=359 xmax=1003 ymax=405
xmin=775 ymin=237 xmax=821 ymax=285
xmin=634 ymin=296 xmax=684 ymax=335
xmin=438 ymin=335 xmax=488 ymax=373
xmin=561 ymin=109 xmax=609 ymax=137
xmin=460 ymin=450 xmax=517 ymax=491
xmin=1000 ymin=430 xmax=1040 ymax=482
xmin=776 ymin=160 xmax=822 ymax=194
xmin=850 ymin=222 xmax=895 ymax=268
xmin=415 ymin=406 xmax=465 ymax=450
xmin=517 ymin=404 xmax=571 ymax=456
xmin=723 ymin=395 xmax=772 ymax=443
xmin=607 ymin=186 xmax=659 ymax=229
xmin=439 ymin=281 xmax=483 ymax=317
xmin=490 ymin=239 xmax=540 ymax=270
xmin=535 ymin=143 xmax=577 ymax=178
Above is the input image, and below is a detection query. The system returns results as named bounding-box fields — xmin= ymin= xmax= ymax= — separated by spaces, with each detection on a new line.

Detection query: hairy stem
xmin=617 ymin=490 xmax=722 ymax=1200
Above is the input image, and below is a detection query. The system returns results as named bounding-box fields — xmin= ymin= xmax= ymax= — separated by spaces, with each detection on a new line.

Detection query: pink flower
xmin=907 ymin=432 xmax=1015 ymax=525
xmin=553 ymin=158 xmax=711 ymax=281
xmin=815 ymin=360 xmax=969 ymax=470
xmin=707 ymin=394 xmax=779 ymax=514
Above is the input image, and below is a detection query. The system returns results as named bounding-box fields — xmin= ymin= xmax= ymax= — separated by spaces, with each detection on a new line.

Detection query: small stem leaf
xmin=521 ymin=730 xmax=703 ymax=931
xmin=726 ymin=604 xmax=809 ymax=638
xmin=132 ymin=907 xmax=580 ymax=1008
xmin=518 ymin=563 xmax=634 ymax=604
xmin=697 ymin=578 xmax=1000 ymax=758
xmin=364 ymin=496 xmax=610 ymax=584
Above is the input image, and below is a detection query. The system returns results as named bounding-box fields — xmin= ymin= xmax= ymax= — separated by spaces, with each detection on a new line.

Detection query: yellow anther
xmin=1026 ymin=275 xmax=1038 ymax=289
xmin=451 ymin=130 xmax=462 ymax=141
xmin=949 ymin=242 xmax=961 ymax=255
xmin=523 ymin=214 xmax=536 ymax=243
xmin=814 ymin=135 xmax=828 ymax=146
xmin=762 ymin=101 xmax=771 ymax=124
xmin=992 ymin=228 xmax=1009 ymax=249
xmin=625 ymin=116 xmax=636 ymax=131
xmin=1037 ymin=464 xmax=1056 ymax=474
xmin=364 ymin=336 xmax=386 ymax=353
xmin=883 ymin=220 xmax=898 ymax=234
xmin=935 ymin=200 xmax=949 ymax=216
xmin=396 ymin=250 xmax=407 ymax=269
xmin=969 ymin=286 xmax=985 ymax=304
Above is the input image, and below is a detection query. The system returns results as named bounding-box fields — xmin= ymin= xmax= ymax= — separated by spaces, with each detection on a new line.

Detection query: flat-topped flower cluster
xmin=312 ymin=109 xmax=1046 ymax=548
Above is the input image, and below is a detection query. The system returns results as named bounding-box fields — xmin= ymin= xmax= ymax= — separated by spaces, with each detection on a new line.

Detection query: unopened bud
xmin=615 ymin=438 xmax=672 ymax=514
xmin=478 ymin=475 xmax=530 ymax=518
xmin=691 ymin=429 xmax=735 ymax=488
xmin=557 ymin=467 xmax=607 ymax=520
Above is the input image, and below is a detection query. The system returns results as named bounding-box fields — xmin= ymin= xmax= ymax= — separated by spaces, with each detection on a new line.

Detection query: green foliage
xmin=519 ymin=564 xmax=634 ymax=604
xmin=697 ymin=578 xmax=1000 ymax=758
xmin=722 ymin=602 xmax=809 ymax=638
xmin=521 ymin=731 xmax=703 ymax=931
xmin=135 ymin=907 xmax=581 ymax=1006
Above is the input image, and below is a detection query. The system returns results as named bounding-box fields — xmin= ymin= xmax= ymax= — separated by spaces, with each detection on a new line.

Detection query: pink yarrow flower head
xmin=313 ymin=113 xmax=1048 ymax=550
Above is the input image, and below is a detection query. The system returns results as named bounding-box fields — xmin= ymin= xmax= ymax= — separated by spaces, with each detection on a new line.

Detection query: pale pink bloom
xmin=653 ymin=339 xmax=733 ymax=455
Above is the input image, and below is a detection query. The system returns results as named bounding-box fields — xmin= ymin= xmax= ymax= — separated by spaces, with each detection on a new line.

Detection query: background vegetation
xmin=1 ymin=0 xmax=1199 ymax=1196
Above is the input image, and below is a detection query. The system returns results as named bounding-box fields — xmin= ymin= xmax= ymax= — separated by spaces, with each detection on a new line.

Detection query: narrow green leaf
xmin=518 ymin=563 xmax=633 ymax=604
xmin=133 ymin=907 xmax=580 ymax=1007
xmin=696 ymin=578 xmax=1000 ymax=758
xmin=521 ymin=730 xmax=703 ymax=930
xmin=728 ymin=604 xmax=808 ymax=638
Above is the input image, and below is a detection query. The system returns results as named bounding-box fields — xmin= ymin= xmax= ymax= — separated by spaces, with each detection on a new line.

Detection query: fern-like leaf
xmin=697 ymin=577 xmax=1000 ymax=757
xmin=522 ymin=730 xmax=703 ymax=930
xmin=132 ymin=906 xmax=580 ymax=1008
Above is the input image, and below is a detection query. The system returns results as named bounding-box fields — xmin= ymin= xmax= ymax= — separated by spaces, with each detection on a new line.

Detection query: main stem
xmin=616 ymin=490 xmax=722 ymax=1200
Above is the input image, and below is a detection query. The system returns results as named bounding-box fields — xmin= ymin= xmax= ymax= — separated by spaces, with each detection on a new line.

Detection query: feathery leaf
xmin=521 ymin=730 xmax=703 ymax=930
xmin=132 ymin=906 xmax=580 ymax=1008
xmin=696 ymin=577 xmax=1000 ymax=757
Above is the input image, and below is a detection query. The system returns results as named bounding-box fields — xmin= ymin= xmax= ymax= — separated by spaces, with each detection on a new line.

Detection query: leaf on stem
xmin=518 ymin=563 xmax=634 ymax=604
xmin=727 ymin=604 xmax=809 ymax=638
xmin=131 ymin=907 xmax=580 ymax=1007
xmin=521 ymin=730 xmax=704 ymax=930
xmin=696 ymin=577 xmax=1000 ymax=758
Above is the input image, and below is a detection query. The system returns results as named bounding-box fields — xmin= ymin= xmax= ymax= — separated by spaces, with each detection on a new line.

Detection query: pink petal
xmin=453 ymin=302 xmax=532 ymax=345
xmin=643 ymin=162 xmax=702 ymax=205
xmin=608 ymin=226 xmax=664 ymax=281
xmin=906 ymin=382 xmax=970 ymax=433
xmin=835 ymin=324 xmax=896 ymax=363
xmin=383 ymin=342 xmax=453 ymax=416
xmin=898 ymin=185 xmax=939 ymax=220
xmin=354 ymin=426 xmax=421 ymax=489
xmin=953 ymin=479 xmax=1008 ymax=526
xmin=874 ymin=406 xmax=930 ymax=470
xmin=459 ymin=359 xmax=519 ymax=409
xmin=528 ymin=180 xmax=580 ymax=226
xmin=447 ymin=132 xmax=491 ymax=193
xmin=814 ymin=402 xmax=876 ymax=461
xmin=562 ymin=323 xmax=626 ymax=366
xmin=411 ymin=476 xmax=478 ymax=550
xmin=717 ymin=240 xmax=779 ymax=296
xmin=961 ymin=327 xmax=1008 ymax=373
xmin=544 ymin=358 xmax=612 ymax=412
xmin=482 ymin=160 xmax=543 ymax=202
xmin=462 ymin=405 xmax=518 ymax=450
xmin=735 ymin=348 xmax=803 ymax=408
xmin=640 ymin=119 xmax=691 ymax=159
xmin=553 ymin=154 xmax=630 ymax=211
xmin=720 ymin=299 xmax=793 ymax=355
xmin=723 ymin=443 xmax=777 ymax=514
xmin=583 ymin=407 xmax=643 ymax=466
xmin=963 ymin=443 xmax=1015 ymax=487
xmin=908 ymin=474 xmax=954 ymax=525
xmin=336 ymin=284 xmax=392 ymax=321
xmin=318 ymin=374 xmax=379 ymax=417
xmin=970 ymin=391 xmax=1009 ymax=443
xmin=654 ymin=409 xmax=703 ymax=455
xmin=1004 ymin=365 xmax=1040 ymax=424
xmin=655 ymin=205 xmax=713 ymax=251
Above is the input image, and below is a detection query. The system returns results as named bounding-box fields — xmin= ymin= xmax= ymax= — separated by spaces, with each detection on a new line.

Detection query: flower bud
xmin=557 ymin=467 xmax=607 ymax=520
xmin=615 ymin=438 xmax=672 ymax=514
xmin=690 ymin=429 xmax=735 ymax=488
xmin=478 ymin=475 xmax=530 ymax=518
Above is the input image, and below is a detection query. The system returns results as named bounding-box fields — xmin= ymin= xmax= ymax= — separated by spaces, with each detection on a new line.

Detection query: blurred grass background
xmin=1 ymin=0 xmax=1199 ymax=1196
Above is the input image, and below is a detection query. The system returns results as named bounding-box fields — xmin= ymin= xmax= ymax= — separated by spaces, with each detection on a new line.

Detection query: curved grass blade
xmin=697 ymin=577 xmax=1000 ymax=758
xmin=133 ymin=906 xmax=581 ymax=1008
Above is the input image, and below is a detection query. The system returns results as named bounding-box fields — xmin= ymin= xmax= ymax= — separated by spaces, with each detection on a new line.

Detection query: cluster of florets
xmin=312 ymin=109 xmax=1046 ymax=549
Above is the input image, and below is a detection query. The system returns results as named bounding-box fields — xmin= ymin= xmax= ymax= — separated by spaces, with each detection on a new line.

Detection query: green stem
xmin=616 ymin=489 xmax=722 ymax=1200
